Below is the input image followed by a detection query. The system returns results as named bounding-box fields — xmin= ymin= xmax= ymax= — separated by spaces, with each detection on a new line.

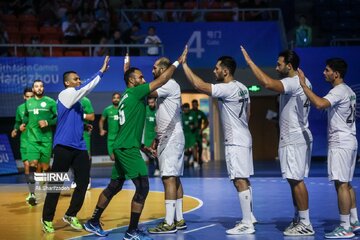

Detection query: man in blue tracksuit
xmin=41 ymin=56 xmax=110 ymax=233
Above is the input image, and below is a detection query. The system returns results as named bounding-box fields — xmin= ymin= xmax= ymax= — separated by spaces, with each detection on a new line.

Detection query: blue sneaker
xmin=123 ymin=229 xmax=153 ymax=240
xmin=325 ymin=226 xmax=355 ymax=239
xmin=83 ymin=221 xmax=108 ymax=237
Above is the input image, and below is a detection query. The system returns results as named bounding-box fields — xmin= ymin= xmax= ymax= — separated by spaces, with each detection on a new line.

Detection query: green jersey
xmin=113 ymin=83 xmax=150 ymax=149
xmin=191 ymin=109 xmax=207 ymax=140
xmin=24 ymin=96 xmax=57 ymax=143
xmin=14 ymin=103 xmax=28 ymax=144
xmin=80 ymin=97 xmax=94 ymax=153
xmin=102 ymin=104 xmax=120 ymax=141
xmin=143 ymin=105 xmax=156 ymax=147
xmin=182 ymin=111 xmax=196 ymax=148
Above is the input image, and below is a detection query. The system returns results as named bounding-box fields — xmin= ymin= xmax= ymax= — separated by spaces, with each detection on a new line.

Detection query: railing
xmin=330 ymin=38 xmax=360 ymax=46
xmin=0 ymin=44 xmax=164 ymax=57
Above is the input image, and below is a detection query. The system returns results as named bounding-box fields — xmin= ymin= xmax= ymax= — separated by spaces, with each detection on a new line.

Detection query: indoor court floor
xmin=1 ymin=160 xmax=360 ymax=240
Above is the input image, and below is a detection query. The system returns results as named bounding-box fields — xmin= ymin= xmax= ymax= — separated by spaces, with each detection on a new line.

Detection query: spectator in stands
xmin=88 ymin=20 xmax=107 ymax=44
xmin=151 ymin=0 xmax=166 ymax=22
xmin=94 ymin=0 xmax=110 ymax=35
xmin=26 ymin=36 xmax=43 ymax=57
xmin=62 ymin=13 xmax=82 ymax=44
xmin=172 ymin=2 xmax=186 ymax=22
xmin=247 ymin=0 xmax=272 ymax=21
xmin=93 ymin=37 xmax=109 ymax=56
xmin=144 ymin=26 xmax=162 ymax=56
xmin=295 ymin=15 xmax=312 ymax=47
xmin=122 ymin=22 xmax=144 ymax=56
xmin=109 ymin=29 xmax=124 ymax=56
xmin=0 ymin=23 xmax=9 ymax=56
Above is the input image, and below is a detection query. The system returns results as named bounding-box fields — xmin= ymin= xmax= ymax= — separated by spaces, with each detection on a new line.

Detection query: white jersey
xmin=279 ymin=76 xmax=313 ymax=147
xmin=156 ymin=79 xmax=184 ymax=144
xmin=211 ymin=80 xmax=252 ymax=147
xmin=324 ymin=83 xmax=357 ymax=150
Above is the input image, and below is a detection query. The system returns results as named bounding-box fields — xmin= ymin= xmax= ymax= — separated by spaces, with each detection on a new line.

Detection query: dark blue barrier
xmin=0 ymin=56 xmax=157 ymax=93
xmin=0 ymin=134 xmax=18 ymax=175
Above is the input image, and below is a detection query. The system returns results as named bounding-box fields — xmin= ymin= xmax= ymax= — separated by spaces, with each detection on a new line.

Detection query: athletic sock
xmin=238 ymin=189 xmax=252 ymax=224
xmin=298 ymin=209 xmax=310 ymax=225
xmin=340 ymin=214 xmax=351 ymax=229
xmin=128 ymin=212 xmax=141 ymax=232
xmin=90 ymin=206 xmax=105 ymax=224
xmin=29 ymin=166 xmax=37 ymax=194
xmin=165 ymin=200 xmax=176 ymax=225
xmin=175 ymin=198 xmax=183 ymax=221
xmin=350 ymin=208 xmax=359 ymax=223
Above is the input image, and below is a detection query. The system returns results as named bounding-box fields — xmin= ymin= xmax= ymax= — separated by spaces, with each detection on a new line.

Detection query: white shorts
xmin=328 ymin=148 xmax=357 ymax=182
xmin=158 ymin=142 xmax=184 ymax=177
xmin=225 ymin=145 xmax=254 ymax=179
xmin=279 ymin=143 xmax=312 ymax=180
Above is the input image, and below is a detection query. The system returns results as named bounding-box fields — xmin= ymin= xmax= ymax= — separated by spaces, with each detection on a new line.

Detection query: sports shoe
xmin=325 ymin=226 xmax=355 ymax=239
xmin=70 ymin=181 xmax=76 ymax=189
xmin=124 ymin=229 xmax=153 ymax=240
xmin=226 ymin=222 xmax=255 ymax=235
xmin=251 ymin=213 xmax=258 ymax=224
xmin=283 ymin=221 xmax=315 ymax=236
xmin=41 ymin=219 xmax=55 ymax=233
xmin=284 ymin=218 xmax=299 ymax=232
xmin=28 ymin=193 xmax=37 ymax=206
xmin=175 ymin=219 xmax=187 ymax=230
xmin=83 ymin=221 xmax=108 ymax=237
xmin=148 ymin=221 xmax=177 ymax=234
xmin=63 ymin=215 xmax=83 ymax=230
xmin=26 ymin=193 xmax=31 ymax=202
xmin=351 ymin=220 xmax=360 ymax=233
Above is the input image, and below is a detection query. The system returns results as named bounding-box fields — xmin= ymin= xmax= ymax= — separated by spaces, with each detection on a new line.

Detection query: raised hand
xmin=297 ymin=68 xmax=306 ymax=87
xmin=240 ymin=45 xmax=252 ymax=65
xmin=178 ymin=45 xmax=188 ymax=64
xmin=100 ymin=55 xmax=110 ymax=73
xmin=123 ymin=53 xmax=130 ymax=72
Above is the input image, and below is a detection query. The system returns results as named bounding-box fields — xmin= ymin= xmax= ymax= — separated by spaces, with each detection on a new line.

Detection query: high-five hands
xmin=240 ymin=46 xmax=252 ymax=65
xmin=178 ymin=45 xmax=188 ymax=64
xmin=100 ymin=56 xmax=110 ymax=73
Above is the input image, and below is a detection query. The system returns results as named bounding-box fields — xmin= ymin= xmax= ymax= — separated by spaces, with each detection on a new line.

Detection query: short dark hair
xmin=182 ymin=103 xmax=190 ymax=108
xmin=32 ymin=79 xmax=43 ymax=87
xmin=217 ymin=56 xmax=236 ymax=76
xmin=278 ymin=50 xmax=300 ymax=70
xmin=23 ymin=87 xmax=32 ymax=95
xmin=112 ymin=92 xmax=121 ymax=97
xmin=326 ymin=58 xmax=347 ymax=78
xmin=192 ymin=99 xmax=198 ymax=104
xmin=63 ymin=71 xmax=77 ymax=88
xmin=124 ymin=67 xmax=140 ymax=85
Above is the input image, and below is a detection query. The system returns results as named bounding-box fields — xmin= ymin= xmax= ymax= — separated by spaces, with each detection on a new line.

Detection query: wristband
xmin=172 ymin=61 xmax=179 ymax=68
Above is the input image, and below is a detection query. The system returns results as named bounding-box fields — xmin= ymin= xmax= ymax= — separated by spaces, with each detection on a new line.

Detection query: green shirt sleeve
xmin=134 ymin=83 xmax=151 ymax=100
xmin=14 ymin=105 xmax=23 ymax=130
xmin=47 ymin=98 xmax=57 ymax=126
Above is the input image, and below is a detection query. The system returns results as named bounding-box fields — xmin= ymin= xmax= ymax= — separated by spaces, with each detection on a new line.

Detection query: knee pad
xmin=133 ymin=177 xmax=149 ymax=204
xmin=103 ymin=178 xmax=124 ymax=200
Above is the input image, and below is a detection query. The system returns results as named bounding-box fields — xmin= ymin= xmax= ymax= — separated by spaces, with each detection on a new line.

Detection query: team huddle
xmin=11 ymin=45 xmax=358 ymax=240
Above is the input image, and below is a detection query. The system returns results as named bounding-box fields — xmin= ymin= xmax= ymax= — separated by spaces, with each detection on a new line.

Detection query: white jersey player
xmin=148 ymin=57 xmax=187 ymax=234
xmin=181 ymin=47 xmax=256 ymax=235
xmin=241 ymin=47 xmax=314 ymax=236
xmin=298 ymin=58 xmax=359 ymax=239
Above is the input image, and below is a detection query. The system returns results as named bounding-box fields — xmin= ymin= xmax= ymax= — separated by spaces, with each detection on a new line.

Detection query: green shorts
xmin=111 ymin=147 xmax=148 ymax=180
xmin=107 ymin=139 xmax=115 ymax=157
xmin=184 ymin=132 xmax=197 ymax=149
xmin=27 ymin=141 xmax=52 ymax=164
xmin=20 ymin=142 xmax=28 ymax=162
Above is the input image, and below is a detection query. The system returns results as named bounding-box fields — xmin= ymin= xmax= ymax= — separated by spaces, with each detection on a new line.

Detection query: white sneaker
xmin=284 ymin=218 xmax=299 ymax=232
xmin=226 ymin=222 xmax=255 ymax=235
xmin=70 ymin=181 xmax=76 ymax=189
xmin=251 ymin=213 xmax=258 ymax=224
xmin=193 ymin=161 xmax=200 ymax=169
xmin=283 ymin=221 xmax=315 ymax=236
xmin=153 ymin=169 xmax=160 ymax=177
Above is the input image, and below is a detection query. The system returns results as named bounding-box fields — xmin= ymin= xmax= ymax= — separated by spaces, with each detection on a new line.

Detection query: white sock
xmin=340 ymin=214 xmax=351 ymax=229
xmin=165 ymin=200 xmax=176 ymax=225
xmin=298 ymin=209 xmax=310 ymax=225
xmin=238 ymin=189 xmax=252 ymax=224
xmin=175 ymin=198 xmax=184 ymax=221
xmin=350 ymin=208 xmax=359 ymax=223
